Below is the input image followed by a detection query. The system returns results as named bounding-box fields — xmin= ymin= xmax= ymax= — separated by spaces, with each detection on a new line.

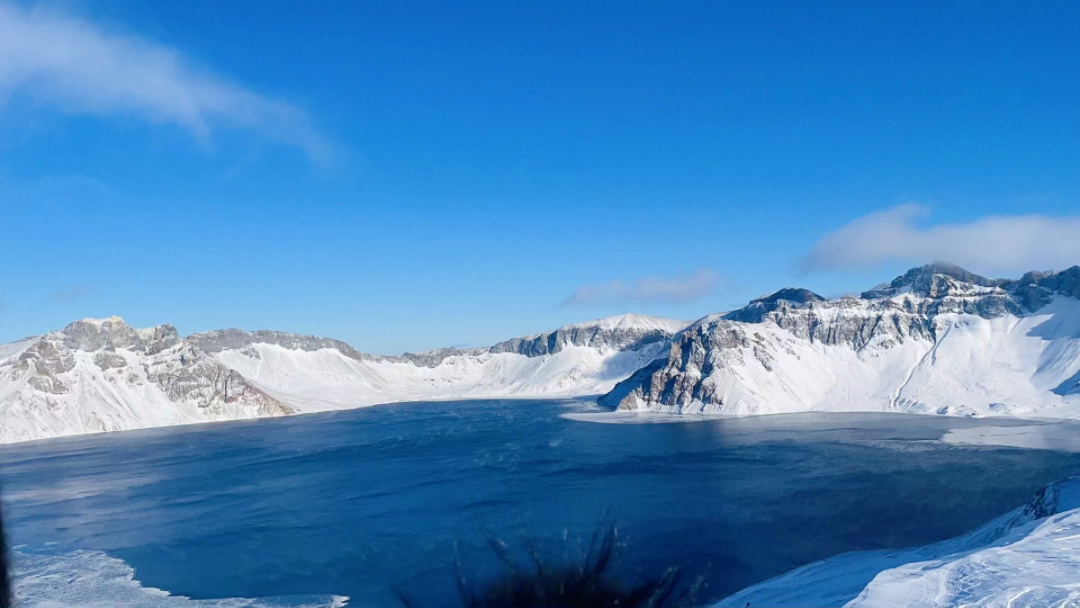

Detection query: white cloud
xmin=564 ymin=269 xmax=720 ymax=306
xmin=0 ymin=3 xmax=330 ymax=162
xmin=803 ymin=204 xmax=1080 ymax=274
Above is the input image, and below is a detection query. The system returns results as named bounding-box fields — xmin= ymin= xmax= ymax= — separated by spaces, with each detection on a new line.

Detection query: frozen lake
xmin=2 ymin=399 xmax=1079 ymax=606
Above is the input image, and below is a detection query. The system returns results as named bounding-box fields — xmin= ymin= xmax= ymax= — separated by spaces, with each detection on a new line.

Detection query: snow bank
xmin=717 ymin=475 xmax=1080 ymax=608
xmin=848 ymin=510 xmax=1080 ymax=608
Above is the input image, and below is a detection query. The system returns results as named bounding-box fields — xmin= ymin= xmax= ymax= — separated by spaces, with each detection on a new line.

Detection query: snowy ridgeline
xmin=3 ymin=262 xmax=1080 ymax=443
xmin=717 ymin=474 xmax=1080 ymax=608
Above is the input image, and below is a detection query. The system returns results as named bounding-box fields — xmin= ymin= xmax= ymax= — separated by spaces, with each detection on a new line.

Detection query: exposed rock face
xmin=15 ymin=338 xmax=75 ymax=376
xmin=144 ymin=345 xmax=287 ymax=415
xmin=389 ymin=315 xmax=683 ymax=367
xmin=62 ymin=316 xmax=138 ymax=350
xmin=189 ymin=329 xmax=371 ymax=361
xmin=601 ymin=264 xmax=1080 ymax=417
xmin=488 ymin=315 xmax=679 ymax=358
xmin=92 ymin=351 xmax=127 ymax=371
xmin=723 ymin=288 xmax=826 ymax=324
xmin=394 ymin=347 xmax=487 ymax=368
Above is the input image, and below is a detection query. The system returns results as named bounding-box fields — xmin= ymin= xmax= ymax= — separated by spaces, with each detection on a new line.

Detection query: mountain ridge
xmin=5 ymin=263 xmax=1080 ymax=444
xmin=601 ymin=263 xmax=1080 ymax=418
xmin=0 ymin=313 xmax=687 ymax=443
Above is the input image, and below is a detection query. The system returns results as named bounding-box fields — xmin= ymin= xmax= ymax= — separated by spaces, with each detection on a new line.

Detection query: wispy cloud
xmin=803 ymin=204 xmax=1080 ymax=274
xmin=564 ymin=269 xmax=720 ymax=306
xmin=0 ymin=3 xmax=331 ymax=163
xmin=50 ymin=283 xmax=97 ymax=303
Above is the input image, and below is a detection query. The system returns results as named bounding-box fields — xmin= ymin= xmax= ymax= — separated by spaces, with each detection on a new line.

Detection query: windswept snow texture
xmin=0 ymin=314 xmax=686 ymax=443
xmin=604 ymin=264 xmax=1080 ymax=419
xmin=718 ymin=475 xmax=1080 ymax=608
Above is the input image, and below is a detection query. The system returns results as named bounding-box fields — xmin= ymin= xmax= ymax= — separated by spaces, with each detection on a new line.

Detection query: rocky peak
xmin=62 ymin=316 xmax=142 ymax=351
xmin=724 ymin=288 xmax=825 ymax=323
xmin=1012 ymin=266 xmax=1080 ymax=298
xmin=861 ymin=262 xmax=1003 ymax=299
xmin=57 ymin=317 xmax=182 ymax=355
xmin=762 ymin=288 xmax=826 ymax=304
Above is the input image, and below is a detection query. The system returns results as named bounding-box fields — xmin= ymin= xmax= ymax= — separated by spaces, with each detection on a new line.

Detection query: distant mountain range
xmin=0 ymin=313 xmax=685 ymax=443
xmin=2 ymin=262 xmax=1080 ymax=443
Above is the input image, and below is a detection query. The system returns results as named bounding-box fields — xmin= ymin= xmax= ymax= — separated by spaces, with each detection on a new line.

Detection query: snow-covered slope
xmin=717 ymin=473 xmax=1080 ymax=608
xmin=602 ymin=263 xmax=1080 ymax=418
xmin=189 ymin=313 xmax=685 ymax=412
xmin=0 ymin=314 xmax=686 ymax=443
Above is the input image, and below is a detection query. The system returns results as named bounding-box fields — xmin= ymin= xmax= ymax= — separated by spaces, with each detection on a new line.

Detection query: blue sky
xmin=2 ymin=1 xmax=1079 ymax=353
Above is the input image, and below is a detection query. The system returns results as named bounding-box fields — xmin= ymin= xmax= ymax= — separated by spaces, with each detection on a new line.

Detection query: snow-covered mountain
xmin=601 ymin=263 xmax=1080 ymax=418
xmin=718 ymin=473 xmax=1080 ymax=608
xmin=0 ymin=317 xmax=293 ymax=444
xmin=0 ymin=314 xmax=686 ymax=443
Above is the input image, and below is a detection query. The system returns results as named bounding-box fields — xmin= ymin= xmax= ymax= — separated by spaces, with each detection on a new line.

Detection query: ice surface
xmin=13 ymin=547 xmax=347 ymax=608
xmin=942 ymin=422 xmax=1080 ymax=453
xmin=559 ymin=410 xmax=718 ymax=424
